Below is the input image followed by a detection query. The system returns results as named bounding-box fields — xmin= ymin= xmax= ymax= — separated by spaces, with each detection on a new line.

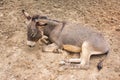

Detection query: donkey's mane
xmin=32 ymin=15 xmax=62 ymax=23
xmin=32 ymin=15 xmax=47 ymax=21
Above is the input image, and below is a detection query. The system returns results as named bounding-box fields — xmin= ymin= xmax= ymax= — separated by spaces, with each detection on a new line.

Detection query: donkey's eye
xmin=36 ymin=22 xmax=40 ymax=26
xmin=43 ymin=23 xmax=48 ymax=26
xmin=36 ymin=22 xmax=47 ymax=26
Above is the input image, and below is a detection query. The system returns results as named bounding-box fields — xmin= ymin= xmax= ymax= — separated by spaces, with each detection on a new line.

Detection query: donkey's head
xmin=22 ymin=10 xmax=48 ymax=47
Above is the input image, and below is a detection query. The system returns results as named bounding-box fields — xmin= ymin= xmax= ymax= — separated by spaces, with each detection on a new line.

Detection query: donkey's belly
xmin=60 ymin=34 xmax=83 ymax=47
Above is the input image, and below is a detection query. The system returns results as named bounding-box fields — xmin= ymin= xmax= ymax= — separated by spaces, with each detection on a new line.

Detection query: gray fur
xmin=22 ymin=10 xmax=109 ymax=70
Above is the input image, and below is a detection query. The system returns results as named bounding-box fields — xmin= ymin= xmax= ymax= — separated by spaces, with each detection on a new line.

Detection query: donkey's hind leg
xmin=60 ymin=41 xmax=92 ymax=69
xmin=77 ymin=41 xmax=92 ymax=69
xmin=60 ymin=41 xmax=107 ymax=69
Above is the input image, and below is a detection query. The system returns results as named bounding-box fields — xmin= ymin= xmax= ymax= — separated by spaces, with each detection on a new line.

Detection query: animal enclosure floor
xmin=0 ymin=0 xmax=120 ymax=80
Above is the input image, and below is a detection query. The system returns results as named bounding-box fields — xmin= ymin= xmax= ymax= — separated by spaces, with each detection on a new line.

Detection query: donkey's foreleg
xmin=42 ymin=43 xmax=62 ymax=53
xmin=59 ymin=58 xmax=81 ymax=65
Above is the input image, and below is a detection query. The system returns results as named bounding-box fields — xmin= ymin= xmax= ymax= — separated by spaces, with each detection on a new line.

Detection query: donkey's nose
xmin=28 ymin=45 xmax=34 ymax=47
xmin=27 ymin=41 xmax=36 ymax=47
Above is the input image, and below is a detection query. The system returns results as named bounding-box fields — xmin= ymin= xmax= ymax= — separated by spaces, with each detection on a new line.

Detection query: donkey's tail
xmin=97 ymin=51 xmax=109 ymax=71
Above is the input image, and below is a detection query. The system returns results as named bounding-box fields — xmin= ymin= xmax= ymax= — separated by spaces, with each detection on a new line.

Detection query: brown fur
xmin=63 ymin=45 xmax=81 ymax=53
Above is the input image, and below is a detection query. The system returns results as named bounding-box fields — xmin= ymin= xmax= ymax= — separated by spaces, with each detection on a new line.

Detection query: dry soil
xmin=0 ymin=0 xmax=120 ymax=80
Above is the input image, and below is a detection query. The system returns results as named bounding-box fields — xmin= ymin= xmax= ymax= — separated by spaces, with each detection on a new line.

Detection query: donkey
xmin=22 ymin=10 xmax=109 ymax=70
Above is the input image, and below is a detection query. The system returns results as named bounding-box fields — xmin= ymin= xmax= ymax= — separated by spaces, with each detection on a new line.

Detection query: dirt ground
xmin=0 ymin=0 xmax=120 ymax=80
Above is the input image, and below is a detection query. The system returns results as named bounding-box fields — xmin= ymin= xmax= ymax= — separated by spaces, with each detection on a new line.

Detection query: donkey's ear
xmin=22 ymin=10 xmax=31 ymax=20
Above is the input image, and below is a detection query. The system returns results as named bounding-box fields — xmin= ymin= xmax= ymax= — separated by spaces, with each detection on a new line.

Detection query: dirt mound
xmin=0 ymin=0 xmax=120 ymax=80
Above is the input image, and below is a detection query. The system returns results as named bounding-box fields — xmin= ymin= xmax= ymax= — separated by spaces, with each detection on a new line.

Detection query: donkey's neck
xmin=44 ymin=21 xmax=63 ymax=37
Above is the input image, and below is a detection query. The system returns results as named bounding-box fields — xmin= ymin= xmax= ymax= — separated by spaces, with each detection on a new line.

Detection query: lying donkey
xmin=22 ymin=10 xmax=109 ymax=70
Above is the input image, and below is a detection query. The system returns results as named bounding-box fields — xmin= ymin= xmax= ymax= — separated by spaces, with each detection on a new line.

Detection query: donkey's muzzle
xmin=27 ymin=40 xmax=36 ymax=47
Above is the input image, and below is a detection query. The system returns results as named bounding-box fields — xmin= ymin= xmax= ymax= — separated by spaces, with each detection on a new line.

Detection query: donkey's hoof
xmin=59 ymin=60 xmax=66 ymax=65
xmin=59 ymin=60 xmax=70 ymax=65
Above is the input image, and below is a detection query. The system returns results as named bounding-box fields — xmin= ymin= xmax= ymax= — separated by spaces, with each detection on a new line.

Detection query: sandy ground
xmin=0 ymin=0 xmax=120 ymax=80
